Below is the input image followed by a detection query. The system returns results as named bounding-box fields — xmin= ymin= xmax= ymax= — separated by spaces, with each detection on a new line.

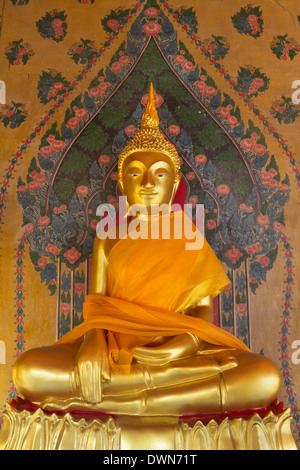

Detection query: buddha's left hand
xmin=133 ymin=333 xmax=202 ymax=365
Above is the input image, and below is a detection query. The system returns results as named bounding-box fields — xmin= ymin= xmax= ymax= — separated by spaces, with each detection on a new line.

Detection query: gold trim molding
xmin=0 ymin=402 xmax=297 ymax=450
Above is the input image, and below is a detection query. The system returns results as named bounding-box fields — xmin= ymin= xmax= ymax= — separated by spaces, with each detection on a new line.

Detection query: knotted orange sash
xmin=55 ymin=293 xmax=249 ymax=374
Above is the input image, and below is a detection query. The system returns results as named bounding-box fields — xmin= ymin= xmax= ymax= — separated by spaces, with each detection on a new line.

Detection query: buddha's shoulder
xmin=93 ymin=223 xmax=130 ymax=259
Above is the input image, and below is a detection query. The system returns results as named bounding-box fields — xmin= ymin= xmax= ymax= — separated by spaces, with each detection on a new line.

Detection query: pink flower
xmin=194 ymin=80 xmax=206 ymax=91
xmin=75 ymin=283 xmax=85 ymax=292
xmin=273 ymin=221 xmax=283 ymax=232
xmin=53 ymin=82 xmax=65 ymax=91
xmin=75 ymin=46 xmax=83 ymax=54
xmin=206 ymin=219 xmax=216 ymax=230
xmin=141 ymin=91 xmax=164 ymax=107
xmin=168 ymin=125 xmax=180 ymax=135
xmin=76 ymin=185 xmax=89 ymax=196
xmin=227 ymin=115 xmax=238 ymax=126
xmin=280 ymin=184 xmax=289 ymax=191
xmin=98 ymin=81 xmax=111 ymax=93
xmin=267 ymin=179 xmax=279 ymax=189
xmin=186 ymin=172 xmax=195 ymax=180
xmin=68 ymin=117 xmax=79 ymax=128
xmin=248 ymin=14 xmax=258 ymax=23
xmin=46 ymin=134 xmax=55 ymax=143
xmin=224 ymin=246 xmax=243 ymax=265
xmin=107 ymin=195 xmax=118 ymax=208
xmin=144 ymin=7 xmax=160 ymax=17
xmin=206 ymin=86 xmax=217 ymax=96
xmin=188 ymin=195 xmax=198 ymax=208
xmin=60 ymin=303 xmax=71 ymax=313
xmin=35 ymin=173 xmax=46 ymax=185
xmin=52 ymin=18 xmax=63 ymax=28
xmin=18 ymin=185 xmax=27 ymax=193
xmin=247 ymin=242 xmax=261 ymax=255
xmin=119 ymin=55 xmax=130 ymax=65
xmin=28 ymin=180 xmax=40 ymax=191
xmin=63 ymin=247 xmax=81 ymax=265
xmin=75 ymin=108 xmax=88 ymax=119
xmin=241 ymin=138 xmax=254 ymax=150
xmin=174 ymin=55 xmax=186 ymax=64
xmin=195 ymin=154 xmax=207 ymax=164
xmin=110 ymin=172 xmax=118 ymax=181
xmin=88 ymin=87 xmax=101 ymax=97
xmin=89 ymin=219 xmax=98 ymax=231
xmin=38 ymin=216 xmax=50 ymax=226
xmin=260 ymin=256 xmax=270 ymax=267
xmin=107 ymin=19 xmax=119 ymax=31
xmin=257 ymin=214 xmax=269 ymax=226
xmin=217 ymin=184 xmax=230 ymax=195
xmin=98 ymin=155 xmax=111 ymax=165
xmin=268 ymin=168 xmax=277 ymax=178
xmin=277 ymin=106 xmax=286 ymax=114
xmin=24 ymin=223 xmax=34 ymax=233
xmin=260 ymin=171 xmax=272 ymax=182
xmin=253 ymin=143 xmax=266 ymax=155
xmin=182 ymin=61 xmax=194 ymax=71
xmin=40 ymin=146 xmax=53 ymax=156
xmin=252 ymin=77 xmax=264 ymax=88
xmin=236 ymin=303 xmax=247 ymax=314
xmin=38 ymin=257 xmax=47 ymax=269
xmin=218 ymin=107 xmax=230 ymax=118
xmin=125 ymin=125 xmax=137 ymax=135
xmin=142 ymin=21 xmax=162 ymax=36
xmin=5 ymin=110 xmax=14 ymax=118
xmin=110 ymin=61 xmax=123 ymax=73
xmin=52 ymin=140 xmax=66 ymax=151
xmin=46 ymin=244 xmax=60 ymax=256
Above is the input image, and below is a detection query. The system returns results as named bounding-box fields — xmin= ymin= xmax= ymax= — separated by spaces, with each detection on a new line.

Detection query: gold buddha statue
xmin=12 ymin=83 xmax=281 ymax=418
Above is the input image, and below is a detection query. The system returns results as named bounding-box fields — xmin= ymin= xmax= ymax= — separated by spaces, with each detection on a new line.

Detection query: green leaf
xmin=196 ymin=121 xmax=229 ymax=150
xmin=77 ymin=121 xmax=109 ymax=151
xmin=54 ymin=179 xmax=75 ymax=200
xmin=158 ymin=73 xmax=178 ymax=92
xmin=174 ymin=103 xmax=205 ymax=128
xmin=230 ymin=177 xmax=251 ymax=199
xmin=100 ymin=104 xmax=130 ymax=130
xmin=266 ymin=154 xmax=279 ymax=173
xmin=60 ymin=147 xmax=92 ymax=176
xmin=215 ymin=148 xmax=248 ymax=174
xmin=29 ymin=248 xmax=40 ymax=267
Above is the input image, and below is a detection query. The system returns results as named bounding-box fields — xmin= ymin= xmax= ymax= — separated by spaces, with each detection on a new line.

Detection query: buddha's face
xmin=119 ymin=151 xmax=180 ymax=212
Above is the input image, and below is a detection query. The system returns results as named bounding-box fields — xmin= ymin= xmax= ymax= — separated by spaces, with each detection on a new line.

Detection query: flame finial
xmin=141 ymin=82 xmax=159 ymax=129
xmin=117 ymin=82 xmax=181 ymax=182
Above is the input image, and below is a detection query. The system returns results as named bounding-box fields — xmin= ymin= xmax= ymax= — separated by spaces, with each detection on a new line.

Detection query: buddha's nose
xmin=143 ymin=170 xmax=155 ymax=188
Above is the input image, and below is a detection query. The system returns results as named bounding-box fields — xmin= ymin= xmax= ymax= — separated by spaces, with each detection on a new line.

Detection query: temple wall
xmin=0 ymin=0 xmax=299 ymax=447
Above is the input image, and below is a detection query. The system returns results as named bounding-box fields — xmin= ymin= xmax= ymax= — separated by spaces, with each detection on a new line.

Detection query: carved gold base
xmin=0 ymin=400 xmax=297 ymax=450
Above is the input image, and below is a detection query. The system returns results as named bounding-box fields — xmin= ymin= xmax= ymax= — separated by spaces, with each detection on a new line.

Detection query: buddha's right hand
xmin=75 ymin=329 xmax=111 ymax=403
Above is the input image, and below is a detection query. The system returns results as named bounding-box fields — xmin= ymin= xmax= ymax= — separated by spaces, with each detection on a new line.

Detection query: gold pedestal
xmin=0 ymin=399 xmax=297 ymax=450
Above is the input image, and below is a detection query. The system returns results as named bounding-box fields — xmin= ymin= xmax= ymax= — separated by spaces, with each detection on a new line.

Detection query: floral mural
xmin=0 ymin=0 xmax=299 ymax=445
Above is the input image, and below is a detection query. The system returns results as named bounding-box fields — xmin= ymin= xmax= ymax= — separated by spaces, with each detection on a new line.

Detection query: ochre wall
xmin=0 ymin=0 xmax=299 ymax=446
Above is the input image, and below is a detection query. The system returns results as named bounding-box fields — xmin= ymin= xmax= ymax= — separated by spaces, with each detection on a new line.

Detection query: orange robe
xmin=55 ymin=211 xmax=249 ymax=373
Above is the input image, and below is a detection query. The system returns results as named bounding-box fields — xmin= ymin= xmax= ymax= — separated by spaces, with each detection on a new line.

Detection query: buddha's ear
xmin=118 ymin=179 xmax=124 ymax=195
xmin=173 ymin=171 xmax=181 ymax=194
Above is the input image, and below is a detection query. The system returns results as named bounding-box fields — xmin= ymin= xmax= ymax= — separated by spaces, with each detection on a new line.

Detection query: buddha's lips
xmin=139 ymin=191 xmax=158 ymax=196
